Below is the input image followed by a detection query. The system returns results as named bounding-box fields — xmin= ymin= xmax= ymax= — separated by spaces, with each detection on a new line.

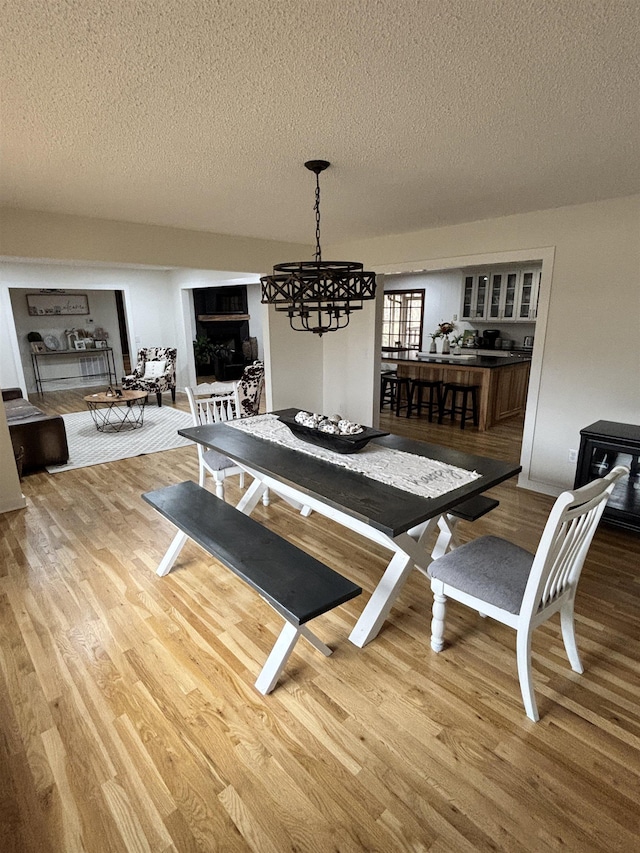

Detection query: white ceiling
xmin=2 ymin=0 xmax=639 ymax=246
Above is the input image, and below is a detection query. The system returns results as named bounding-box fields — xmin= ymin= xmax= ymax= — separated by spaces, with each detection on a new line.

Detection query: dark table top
xmin=382 ymin=352 xmax=531 ymax=368
xmin=179 ymin=409 xmax=521 ymax=538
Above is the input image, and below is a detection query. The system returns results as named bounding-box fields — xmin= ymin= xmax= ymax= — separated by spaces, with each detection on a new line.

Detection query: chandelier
xmin=261 ymin=160 xmax=376 ymax=335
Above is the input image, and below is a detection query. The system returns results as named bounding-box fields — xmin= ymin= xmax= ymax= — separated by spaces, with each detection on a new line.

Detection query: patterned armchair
xmin=237 ymin=360 xmax=264 ymax=418
xmin=122 ymin=347 xmax=177 ymax=406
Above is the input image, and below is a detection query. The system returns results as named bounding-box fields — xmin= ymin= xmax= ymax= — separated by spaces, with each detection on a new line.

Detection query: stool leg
xmin=460 ymin=388 xmax=469 ymax=430
xmin=405 ymin=381 xmax=413 ymax=418
xmin=438 ymin=387 xmax=448 ymax=424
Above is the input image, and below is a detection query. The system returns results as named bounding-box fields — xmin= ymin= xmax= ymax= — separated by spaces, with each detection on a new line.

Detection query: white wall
xmin=0 ymin=398 xmax=26 ymax=513
xmin=382 ymin=269 xmax=471 ymax=351
xmin=9 ymin=286 xmax=123 ymax=393
xmin=0 ymin=262 xmax=178 ymax=394
xmin=382 ymin=268 xmax=539 ymax=350
xmin=328 ymin=194 xmax=640 ymax=493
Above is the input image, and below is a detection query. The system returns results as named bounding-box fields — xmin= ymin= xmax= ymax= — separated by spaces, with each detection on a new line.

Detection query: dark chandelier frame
xmin=261 ymin=160 xmax=377 ymax=336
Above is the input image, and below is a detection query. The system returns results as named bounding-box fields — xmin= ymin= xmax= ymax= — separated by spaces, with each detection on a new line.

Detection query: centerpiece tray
xmin=278 ymin=411 xmax=389 ymax=454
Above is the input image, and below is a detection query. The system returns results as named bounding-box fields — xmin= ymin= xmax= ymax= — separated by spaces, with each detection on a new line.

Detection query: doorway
xmin=375 ymin=246 xmax=555 ymax=488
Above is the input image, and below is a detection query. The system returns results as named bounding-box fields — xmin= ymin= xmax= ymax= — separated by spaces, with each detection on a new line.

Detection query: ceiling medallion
xmin=261 ymin=160 xmax=376 ymax=336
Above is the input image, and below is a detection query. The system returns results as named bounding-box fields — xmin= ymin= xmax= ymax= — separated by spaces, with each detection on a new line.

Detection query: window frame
xmin=381 ymin=289 xmax=425 ymax=350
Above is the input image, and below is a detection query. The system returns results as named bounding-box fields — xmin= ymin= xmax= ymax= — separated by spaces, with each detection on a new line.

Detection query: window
xmin=382 ymin=290 xmax=425 ymax=349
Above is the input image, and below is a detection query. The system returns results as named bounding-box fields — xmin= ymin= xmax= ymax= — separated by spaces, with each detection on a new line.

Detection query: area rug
xmin=46 ymin=406 xmax=194 ymax=473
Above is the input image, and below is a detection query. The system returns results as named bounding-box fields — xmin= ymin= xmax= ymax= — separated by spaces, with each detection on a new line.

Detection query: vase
xmin=429 ymin=340 xmax=437 ymax=353
xmin=441 ymin=337 xmax=450 ymax=354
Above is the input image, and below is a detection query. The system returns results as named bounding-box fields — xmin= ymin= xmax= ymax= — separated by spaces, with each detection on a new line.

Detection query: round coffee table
xmin=84 ymin=390 xmax=147 ymax=432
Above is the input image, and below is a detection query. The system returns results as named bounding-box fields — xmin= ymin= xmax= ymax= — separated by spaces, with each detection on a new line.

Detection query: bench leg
xmin=156 ymin=530 xmax=189 ymax=576
xmin=254 ymin=621 xmax=333 ymax=695
xmin=255 ymin=622 xmax=300 ymax=694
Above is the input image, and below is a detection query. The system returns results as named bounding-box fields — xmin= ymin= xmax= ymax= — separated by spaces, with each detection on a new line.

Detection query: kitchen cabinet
xmin=461 ymin=273 xmax=489 ymax=320
xmin=461 ymin=267 xmax=541 ymax=323
xmin=574 ymin=421 xmax=640 ymax=534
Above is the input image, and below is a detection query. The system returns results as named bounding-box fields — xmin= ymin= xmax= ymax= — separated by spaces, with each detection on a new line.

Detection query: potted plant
xmin=193 ymin=335 xmax=215 ymax=375
xmin=437 ymin=321 xmax=456 ymax=354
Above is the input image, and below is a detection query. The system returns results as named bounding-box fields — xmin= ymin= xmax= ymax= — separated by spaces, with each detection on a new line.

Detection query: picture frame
xmin=30 ymin=342 xmax=46 ymax=353
xmin=74 ymin=340 xmax=87 ymax=351
xmin=26 ymin=292 xmax=90 ymax=316
xmin=95 ymin=340 xmax=108 ymax=349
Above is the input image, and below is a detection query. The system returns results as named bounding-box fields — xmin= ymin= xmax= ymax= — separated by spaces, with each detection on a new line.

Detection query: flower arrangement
xmin=437 ymin=321 xmax=456 ymax=337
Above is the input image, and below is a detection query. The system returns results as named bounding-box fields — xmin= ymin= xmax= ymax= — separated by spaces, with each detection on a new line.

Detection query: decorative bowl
xmin=278 ymin=412 xmax=389 ymax=454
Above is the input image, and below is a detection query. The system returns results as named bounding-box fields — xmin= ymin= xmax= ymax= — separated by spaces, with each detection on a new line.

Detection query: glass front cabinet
xmin=574 ymin=421 xmax=640 ymax=534
xmin=461 ymin=273 xmax=489 ymax=320
xmin=462 ymin=267 xmax=541 ymax=322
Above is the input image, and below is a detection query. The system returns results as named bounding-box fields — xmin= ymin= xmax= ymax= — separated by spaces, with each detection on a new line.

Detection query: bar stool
xmin=380 ymin=370 xmax=397 ymax=410
xmin=380 ymin=372 xmax=412 ymax=416
xmin=408 ymin=378 xmax=443 ymax=421
xmin=438 ymin=383 xmax=480 ymax=429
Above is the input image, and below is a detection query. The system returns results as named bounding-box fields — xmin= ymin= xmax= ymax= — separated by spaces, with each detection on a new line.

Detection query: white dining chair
xmin=185 ymin=382 xmax=245 ymax=500
xmin=428 ymin=465 xmax=628 ymax=721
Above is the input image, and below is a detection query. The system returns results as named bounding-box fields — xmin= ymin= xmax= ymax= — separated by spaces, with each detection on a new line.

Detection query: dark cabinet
xmin=574 ymin=421 xmax=640 ymax=533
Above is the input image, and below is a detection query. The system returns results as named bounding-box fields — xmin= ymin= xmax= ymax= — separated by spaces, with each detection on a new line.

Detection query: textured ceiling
xmin=1 ymin=0 xmax=639 ymax=245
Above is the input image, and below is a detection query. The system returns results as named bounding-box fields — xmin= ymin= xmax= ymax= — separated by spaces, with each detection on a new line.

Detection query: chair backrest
xmin=136 ymin=347 xmax=177 ymax=381
xmin=185 ymin=382 xmax=240 ymax=427
xmin=237 ymin=360 xmax=264 ymax=418
xmin=520 ymin=465 xmax=628 ymax=618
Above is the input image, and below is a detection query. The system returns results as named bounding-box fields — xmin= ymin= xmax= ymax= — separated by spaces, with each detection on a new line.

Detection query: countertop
xmin=382 ymin=351 xmax=532 ymax=368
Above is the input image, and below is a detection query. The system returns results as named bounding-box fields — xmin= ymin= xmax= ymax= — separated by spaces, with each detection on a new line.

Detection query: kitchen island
xmin=383 ymin=351 xmax=531 ymax=431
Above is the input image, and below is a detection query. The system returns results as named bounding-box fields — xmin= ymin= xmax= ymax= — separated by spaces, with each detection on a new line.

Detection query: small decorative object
xmin=43 ymin=334 xmax=61 ymax=351
xmin=451 ymin=334 xmax=464 ymax=355
xmin=282 ymin=410 xmax=389 ymax=454
xmin=74 ymin=339 xmax=87 ymax=351
xmin=105 ymin=386 xmax=115 ymax=397
xmin=30 ymin=341 xmax=46 ymax=353
xmin=95 ymin=340 xmax=108 ymax=349
xmin=65 ymin=329 xmax=79 ymax=350
xmin=428 ymin=332 xmax=440 ymax=353
xmin=27 ymin=331 xmax=43 ymax=343
xmin=437 ymin=321 xmax=456 ymax=355
xmin=115 ymin=388 xmax=123 ymax=397
xmin=93 ymin=327 xmax=109 ymax=341
xmin=26 ymin=292 xmax=89 ymax=316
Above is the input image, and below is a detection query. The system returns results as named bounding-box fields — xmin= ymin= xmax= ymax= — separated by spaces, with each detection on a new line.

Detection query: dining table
xmin=178 ymin=408 xmax=522 ymax=647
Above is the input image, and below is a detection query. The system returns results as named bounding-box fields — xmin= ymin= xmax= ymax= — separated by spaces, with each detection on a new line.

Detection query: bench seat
xmin=143 ymin=480 xmax=361 ymax=693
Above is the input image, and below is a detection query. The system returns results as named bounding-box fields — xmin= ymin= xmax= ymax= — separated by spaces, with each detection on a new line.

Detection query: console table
xmin=31 ymin=347 xmax=117 ymax=396
xmin=574 ymin=420 xmax=640 ymax=533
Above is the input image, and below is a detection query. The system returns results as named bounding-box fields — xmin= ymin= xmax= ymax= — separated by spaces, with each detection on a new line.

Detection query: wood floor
xmin=1 ymin=388 xmax=639 ymax=852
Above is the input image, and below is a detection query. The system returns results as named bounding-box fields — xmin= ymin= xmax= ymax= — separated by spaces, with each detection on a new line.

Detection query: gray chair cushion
xmin=203 ymin=449 xmax=235 ymax=472
xmin=428 ymin=535 xmax=535 ymax=614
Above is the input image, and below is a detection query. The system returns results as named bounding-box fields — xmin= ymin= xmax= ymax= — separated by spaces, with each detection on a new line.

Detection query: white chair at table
xmin=185 ymin=382 xmax=245 ymax=500
xmin=427 ymin=465 xmax=628 ymax=721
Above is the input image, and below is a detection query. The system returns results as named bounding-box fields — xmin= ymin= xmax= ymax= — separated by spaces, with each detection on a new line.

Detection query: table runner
xmin=227 ymin=414 xmax=480 ymax=499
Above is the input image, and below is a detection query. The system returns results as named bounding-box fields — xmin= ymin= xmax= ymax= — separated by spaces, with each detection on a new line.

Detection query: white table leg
xmin=349 ymin=549 xmax=414 ymax=647
xmin=236 ymin=478 xmax=269 ymax=514
xmin=349 ymin=517 xmax=440 ymax=647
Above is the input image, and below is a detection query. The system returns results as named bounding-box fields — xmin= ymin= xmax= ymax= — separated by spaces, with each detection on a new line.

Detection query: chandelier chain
xmin=314 ymin=172 xmax=322 ymax=263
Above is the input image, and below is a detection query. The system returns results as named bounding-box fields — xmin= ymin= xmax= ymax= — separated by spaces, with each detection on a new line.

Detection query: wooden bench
xmin=431 ymin=495 xmax=500 ymax=560
xmin=143 ymin=481 xmax=361 ymax=694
